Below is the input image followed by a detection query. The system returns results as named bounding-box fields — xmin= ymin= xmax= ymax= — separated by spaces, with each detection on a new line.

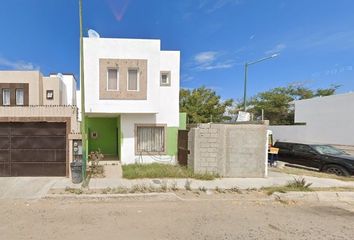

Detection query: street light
xmin=243 ymin=53 xmax=278 ymax=111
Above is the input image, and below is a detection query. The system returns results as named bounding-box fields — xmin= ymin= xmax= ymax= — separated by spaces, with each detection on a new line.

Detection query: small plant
xmin=185 ymin=179 xmax=192 ymax=191
xmin=171 ymin=181 xmax=178 ymax=191
xmin=262 ymin=177 xmax=313 ymax=195
xmin=198 ymin=186 xmax=207 ymax=192
xmin=215 ymin=186 xmax=226 ymax=193
xmin=286 ymin=177 xmax=312 ymax=189
xmin=229 ymin=187 xmax=242 ymax=194
xmin=112 ymin=187 xmax=129 ymax=194
xmin=160 ymin=180 xmax=168 ymax=192
xmin=101 ymin=187 xmax=111 ymax=194
xmin=65 ymin=187 xmax=83 ymax=195
xmin=88 ymin=149 xmax=104 ymax=177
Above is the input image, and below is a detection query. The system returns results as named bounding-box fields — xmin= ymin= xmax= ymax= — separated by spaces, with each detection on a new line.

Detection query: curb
xmin=45 ymin=192 xmax=180 ymax=201
xmin=273 ymin=191 xmax=354 ymax=203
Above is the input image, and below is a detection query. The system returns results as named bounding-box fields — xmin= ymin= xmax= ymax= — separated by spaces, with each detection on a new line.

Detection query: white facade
xmin=270 ymin=92 xmax=354 ymax=146
xmin=83 ymin=38 xmax=179 ymax=116
xmin=49 ymin=73 xmax=77 ymax=106
xmin=82 ymin=37 xmax=181 ymax=164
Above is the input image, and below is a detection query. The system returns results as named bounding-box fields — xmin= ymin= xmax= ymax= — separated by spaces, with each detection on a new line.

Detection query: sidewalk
xmin=51 ymin=170 xmax=354 ymax=191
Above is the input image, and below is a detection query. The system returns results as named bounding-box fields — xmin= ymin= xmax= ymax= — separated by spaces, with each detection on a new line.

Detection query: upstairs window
xmin=160 ymin=72 xmax=171 ymax=86
xmin=107 ymin=68 xmax=119 ymax=91
xmin=2 ymin=89 xmax=10 ymax=106
xmin=46 ymin=90 xmax=54 ymax=100
xmin=127 ymin=69 xmax=138 ymax=91
xmin=15 ymin=88 xmax=24 ymax=106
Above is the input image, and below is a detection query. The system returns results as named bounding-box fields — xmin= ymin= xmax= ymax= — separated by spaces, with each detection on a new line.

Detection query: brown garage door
xmin=0 ymin=122 xmax=66 ymax=177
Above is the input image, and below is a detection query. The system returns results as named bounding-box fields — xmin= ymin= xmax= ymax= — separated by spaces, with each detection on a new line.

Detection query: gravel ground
xmin=1 ymin=193 xmax=354 ymax=240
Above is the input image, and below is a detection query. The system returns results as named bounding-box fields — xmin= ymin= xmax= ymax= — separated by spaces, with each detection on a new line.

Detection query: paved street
xmin=1 ymin=194 xmax=354 ymax=240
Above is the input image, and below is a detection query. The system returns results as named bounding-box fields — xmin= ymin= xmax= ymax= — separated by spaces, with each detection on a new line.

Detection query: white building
xmin=270 ymin=92 xmax=354 ymax=151
xmin=81 ymin=37 xmax=185 ymax=164
xmin=49 ymin=73 xmax=77 ymax=106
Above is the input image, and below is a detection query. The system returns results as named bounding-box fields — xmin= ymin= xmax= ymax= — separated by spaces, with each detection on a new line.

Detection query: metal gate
xmin=177 ymin=130 xmax=189 ymax=166
xmin=0 ymin=122 xmax=66 ymax=177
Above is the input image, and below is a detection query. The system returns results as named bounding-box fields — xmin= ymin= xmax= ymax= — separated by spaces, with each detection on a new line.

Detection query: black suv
xmin=274 ymin=142 xmax=354 ymax=176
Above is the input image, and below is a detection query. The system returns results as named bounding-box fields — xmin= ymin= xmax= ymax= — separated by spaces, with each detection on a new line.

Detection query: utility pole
xmin=243 ymin=63 xmax=248 ymax=111
xmin=243 ymin=54 xmax=279 ymax=111
xmin=79 ymin=0 xmax=87 ymax=178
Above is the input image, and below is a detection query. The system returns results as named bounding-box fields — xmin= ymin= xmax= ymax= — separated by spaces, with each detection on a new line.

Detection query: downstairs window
xmin=136 ymin=125 xmax=165 ymax=154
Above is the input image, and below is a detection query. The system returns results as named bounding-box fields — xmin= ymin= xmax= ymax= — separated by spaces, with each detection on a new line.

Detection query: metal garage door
xmin=0 ymin=122 xmax=66 ymax=176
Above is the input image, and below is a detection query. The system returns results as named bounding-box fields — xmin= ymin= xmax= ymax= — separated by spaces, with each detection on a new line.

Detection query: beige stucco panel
xmin=99 ymin=59 xmax=147 ymax=100
xmin=0 ymin=71 xmax=42 ymax=105
xmin=42 ymin=77 xmax=61 ymax=105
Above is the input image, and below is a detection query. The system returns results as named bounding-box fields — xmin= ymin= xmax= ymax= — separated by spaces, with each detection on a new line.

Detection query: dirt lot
xmin=1 ymin=193 xmax=354 ymax=240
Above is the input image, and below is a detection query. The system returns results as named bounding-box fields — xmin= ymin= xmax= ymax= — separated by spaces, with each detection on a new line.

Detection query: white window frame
xmin=135 ymin=124 xmax=167 ymax=155
xmin=127 ymin=68 xmax=139 ymax=91
xmin=15 ymin=88 xmax=24 ymax=106
xmin=160 ymin=71 xmax=171 ymax=86
xmin=2 ymin=88 xmax=10 ymax=106
xmin=106 ymin=68 xmax=119 ymax=91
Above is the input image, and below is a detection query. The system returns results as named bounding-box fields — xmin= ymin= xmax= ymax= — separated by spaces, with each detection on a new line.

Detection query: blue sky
xmin=0 ymin=0 xmax=353 ymax=100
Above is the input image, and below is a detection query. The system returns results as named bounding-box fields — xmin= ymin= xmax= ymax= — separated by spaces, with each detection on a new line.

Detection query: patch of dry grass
xmin=271 ymin=166 xmax=354 ymax=182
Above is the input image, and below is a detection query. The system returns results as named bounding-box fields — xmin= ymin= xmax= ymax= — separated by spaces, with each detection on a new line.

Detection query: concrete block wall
xmin=188 ymin=123 xmax=268 ymax=178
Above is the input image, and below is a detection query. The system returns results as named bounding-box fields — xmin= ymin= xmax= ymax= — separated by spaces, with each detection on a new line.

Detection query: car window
xmin=293 ymin=144 xmax=313 ymax=153
xmin=275 ymin=142 xmax=291 ymax=150
xmin=312 ymin=145 xmax=344 ymax=155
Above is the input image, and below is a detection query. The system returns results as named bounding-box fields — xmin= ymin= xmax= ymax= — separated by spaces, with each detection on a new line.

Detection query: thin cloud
xmin=302 ymin=31 xmax=354 ymax=50
xmin=192 ymin=51 xmax=236 ymax=71
xmin=194 ymin=51 xmax=218 ymax=64
xmin=0 ymin=56 xmax=39 ymax=70
xmin=198 ymin=0 xmax=242 ymax=13
xmin=312 ymin=65 xmax=353 ymax=78
xmin=249 ymin=35 xmax=255 ymax=40
xmin=265 ymin=43 xmax=286 ymax=55
xmin=181 ymin=74 xmax=195 ymax=82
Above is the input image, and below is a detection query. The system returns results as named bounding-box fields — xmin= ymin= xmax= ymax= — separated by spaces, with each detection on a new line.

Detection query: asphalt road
xmin=1 ymin=193 xmax=353 ymax=240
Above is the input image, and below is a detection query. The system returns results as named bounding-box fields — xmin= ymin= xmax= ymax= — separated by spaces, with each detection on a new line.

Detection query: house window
xmin=136 ymin=126 xmax=165 ymax=153
xmin=46 ymin=90 xmax=54 ymax=100
xmin=2 ymin=89 xmax=10 ymax=106
xmin=107 ymin=68 xmax=119 ymax=91
xmin=160 ymin=72 xmax=171 ymax=86
xmin=127 ymin=69 xmax=138 ymax=91
xmin=15 ymin=88 xmax=24 ymax=106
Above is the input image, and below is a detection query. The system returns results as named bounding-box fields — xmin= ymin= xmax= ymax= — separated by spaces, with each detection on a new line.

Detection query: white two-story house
xmin=82 ymin=37 xmax=185 ymax=164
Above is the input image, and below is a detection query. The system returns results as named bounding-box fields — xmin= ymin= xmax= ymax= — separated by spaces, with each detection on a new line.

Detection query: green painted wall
xmin=86 ymin=117 xmax=118 ymax=156
xmin=166 ymin=113 xmax=188 ymax=156
xmin=179 ymin=112 xmax=187 ymax=130
xmin=117 ymin=116 xmax=121 ymax=160
xmin=167 ymin=127 xmax=178 ymax=156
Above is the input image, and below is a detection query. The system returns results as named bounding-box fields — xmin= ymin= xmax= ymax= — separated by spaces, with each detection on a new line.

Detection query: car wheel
xmin=323 ymin=165 xmax=350 ymax=176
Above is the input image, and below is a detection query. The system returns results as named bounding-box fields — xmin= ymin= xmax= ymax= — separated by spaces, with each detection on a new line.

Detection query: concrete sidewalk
xmin=51 ymin=171 xmax=354 ymax=191
xmin=0 ymin=177 xmax=64 ymax=199
xmin=273 ymin=191 xmax=354 ymax=204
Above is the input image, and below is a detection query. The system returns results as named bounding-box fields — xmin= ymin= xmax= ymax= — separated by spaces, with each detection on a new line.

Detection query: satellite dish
xmin=88 ymin=29 xmax=100 ymax=38
xmin=57 ymin=73 xmax=63 ymax=79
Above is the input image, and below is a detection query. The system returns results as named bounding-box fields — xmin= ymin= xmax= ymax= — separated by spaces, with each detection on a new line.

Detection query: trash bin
xmin=70 ymin=161 xmax=83 ymax=184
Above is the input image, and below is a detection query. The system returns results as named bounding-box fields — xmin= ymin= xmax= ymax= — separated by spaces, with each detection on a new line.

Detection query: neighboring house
xmin=270 ymin=92 xmax=354 ymax=153
xmin=0 ymin=71 xmax=80 ymax=177
xmin=49 ymin=73 xmax=77 ymax=106
xmin=81 ymin=37 xmax=185 ymax=164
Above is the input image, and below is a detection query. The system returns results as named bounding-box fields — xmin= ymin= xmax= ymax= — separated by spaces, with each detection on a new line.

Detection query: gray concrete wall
xmin=188 ymin=123 xmax=268 ymax=178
